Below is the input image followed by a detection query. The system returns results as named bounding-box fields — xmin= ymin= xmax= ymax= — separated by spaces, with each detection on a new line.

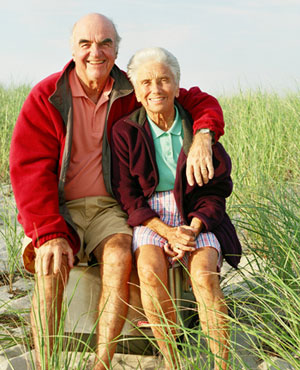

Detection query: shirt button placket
xmin=167 ymin=133 xmax=172 ymax=158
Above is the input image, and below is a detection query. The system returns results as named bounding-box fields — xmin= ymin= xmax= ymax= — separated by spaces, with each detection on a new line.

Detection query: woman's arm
xmin=185 ymin=143 xmax=233 ymax=231
xmin=111 ymin=119 xmax=159 ymax=226
xmin=143 ymin=217 xmax=197 ymax=261
xmin=143 ymin=217 xmax=196 ymax=250
xmin=189 ymin=217 xmax=203 ymax=237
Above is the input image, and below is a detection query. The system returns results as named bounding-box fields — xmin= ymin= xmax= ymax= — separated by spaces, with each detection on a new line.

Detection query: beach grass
xmin=0 ymin=84 xmax=30 ymax=184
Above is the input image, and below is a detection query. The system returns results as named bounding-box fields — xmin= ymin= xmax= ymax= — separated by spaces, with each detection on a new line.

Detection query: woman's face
xmin=134 ymin=61 xmax=179 ymax=122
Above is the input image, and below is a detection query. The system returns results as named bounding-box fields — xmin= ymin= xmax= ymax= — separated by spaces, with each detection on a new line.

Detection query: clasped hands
xmin=164 ymin=225 xmax=199 ymax=262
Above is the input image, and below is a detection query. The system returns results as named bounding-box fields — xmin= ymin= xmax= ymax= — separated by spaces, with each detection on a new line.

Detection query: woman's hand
xmin=143 ymin=217 xmax=202 ymax=262
xmin=190 ymin=217 xmax=203 ymax=238
xmin=164 ymin=225 xmax=198 ymax=262
xmin=164 ymin=218 xmax=203 ymax=262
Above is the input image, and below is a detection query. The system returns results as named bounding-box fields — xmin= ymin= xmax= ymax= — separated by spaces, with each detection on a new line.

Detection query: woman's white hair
xmin=127 ymin=47 xmax=180 ymax=87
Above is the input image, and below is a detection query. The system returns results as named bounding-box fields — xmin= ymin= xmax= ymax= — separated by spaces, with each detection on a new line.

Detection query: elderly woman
xmin=111 ymin=47 xmax=241 ymax=370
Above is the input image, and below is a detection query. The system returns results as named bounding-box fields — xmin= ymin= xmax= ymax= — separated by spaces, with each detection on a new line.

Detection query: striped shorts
xmin=132 ymin=190 xmax=222 ymax=269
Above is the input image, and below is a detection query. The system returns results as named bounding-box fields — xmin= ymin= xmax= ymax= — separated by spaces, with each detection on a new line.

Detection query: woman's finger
xmin=164 ymin=243 xmax=177 ymax=257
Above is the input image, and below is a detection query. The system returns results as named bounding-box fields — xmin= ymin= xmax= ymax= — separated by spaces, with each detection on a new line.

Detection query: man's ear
xmin=175 ymin=86 xmax=180 ymax=98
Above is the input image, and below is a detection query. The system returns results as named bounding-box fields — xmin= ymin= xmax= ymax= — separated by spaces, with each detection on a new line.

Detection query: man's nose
xmin=90 ymin=43 xmax=102 ymax=57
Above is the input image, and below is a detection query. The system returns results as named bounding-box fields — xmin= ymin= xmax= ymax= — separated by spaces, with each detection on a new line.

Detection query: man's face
xmin=72 ymin=14 xmax=117 ymax=90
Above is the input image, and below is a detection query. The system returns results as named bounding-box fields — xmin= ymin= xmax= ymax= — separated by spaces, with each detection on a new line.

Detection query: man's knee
xmin=104 ymin=246 xmax=132 ymax=269
xmin=93 ymin=234 xmax=132 ymax=281
xmin=105 ymin=233 xmax=132 ymax=254
xmin=94 ymin=233 xmax=131 ymax=260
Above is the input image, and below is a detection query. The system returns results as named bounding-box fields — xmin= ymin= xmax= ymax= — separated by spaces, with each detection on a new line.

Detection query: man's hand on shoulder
xmin=186 ymin=130 xmax=214 ymax=187
xmin=35 ymin=238 xmax=74 ymax=276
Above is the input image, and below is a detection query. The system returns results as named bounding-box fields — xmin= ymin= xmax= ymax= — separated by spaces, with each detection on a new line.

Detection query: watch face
xmin=199 ymin=128 xmax=210 ymax=134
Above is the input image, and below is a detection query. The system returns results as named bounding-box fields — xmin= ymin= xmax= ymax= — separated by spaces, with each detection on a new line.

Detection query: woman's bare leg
xmin=136 ymin=245 xmax=179 ymax=369
xmin=189 ymin=247 xmax=230 ymax=370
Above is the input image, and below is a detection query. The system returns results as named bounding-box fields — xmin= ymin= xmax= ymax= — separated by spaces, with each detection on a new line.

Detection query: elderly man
xmin=10 ymin=13 xmax=225 ymax=370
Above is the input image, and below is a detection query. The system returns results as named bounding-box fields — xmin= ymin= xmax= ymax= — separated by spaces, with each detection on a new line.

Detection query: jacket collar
xmin=110 ymin=64 xmax=133 ymax=99
xmin=49 ymin=60 xmax=133 ymax=124
xmin=49 ymin=60 xmax=74 ymax=124
xmin=129 ymin=101 xmax=193 ymax=155
xmin=147 ymin=106 xmax=182 ymax=139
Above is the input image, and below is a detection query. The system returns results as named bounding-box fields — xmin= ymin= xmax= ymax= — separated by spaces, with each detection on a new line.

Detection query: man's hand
xmin=186 ymin=131 xmax=214 ymax=187
xmin=35 ymin=238 xmax=74 ymax=276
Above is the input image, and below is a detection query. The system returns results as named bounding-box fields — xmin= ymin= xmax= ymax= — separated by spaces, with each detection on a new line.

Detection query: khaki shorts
xmin=22 ymin=196 xmax=132 ymax=273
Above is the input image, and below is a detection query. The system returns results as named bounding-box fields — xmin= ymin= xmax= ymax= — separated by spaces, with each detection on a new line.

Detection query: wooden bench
xmin=64 ymin=262 xmax=196 ymax=354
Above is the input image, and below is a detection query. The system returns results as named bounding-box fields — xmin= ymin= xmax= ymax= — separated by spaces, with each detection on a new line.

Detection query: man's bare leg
xmin=93 ymin=233 xmax=132 ymax=369
xmin=136 ymin=245 xmax=178 ymax=370
xmin=31 ymin=256 xmax=70 ymax=370
xmin=189 ymin=248 xmax=230 ymax=370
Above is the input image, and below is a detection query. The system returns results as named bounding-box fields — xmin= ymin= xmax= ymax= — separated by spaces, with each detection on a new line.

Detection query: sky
xmin=1 ymin=0 xmax=300 ymax=96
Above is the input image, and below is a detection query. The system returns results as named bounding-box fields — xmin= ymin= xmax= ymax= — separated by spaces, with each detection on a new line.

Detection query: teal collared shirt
xmin=147 ymin=106 xmax=183 ymax=191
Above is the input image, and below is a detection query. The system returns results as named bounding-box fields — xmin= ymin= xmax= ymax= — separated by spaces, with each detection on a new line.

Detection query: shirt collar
xmin=69 ymin=68 xmax=114 ymax=101
xmin=147 ymin=106 xmax=182 ymax=139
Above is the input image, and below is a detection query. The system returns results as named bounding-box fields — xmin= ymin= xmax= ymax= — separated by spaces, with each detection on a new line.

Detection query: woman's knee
xmin=191 ymin=269 xmax=220 ymax=294
xmin=136 ymin=246 xmax=168 ymax=287
xmin=138 ymin=264 xmax=167 ymax=288
xmin=189 ymin=248 xmax=220 ymax=290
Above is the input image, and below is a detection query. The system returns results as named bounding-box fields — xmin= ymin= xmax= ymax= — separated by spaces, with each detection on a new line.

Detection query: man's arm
xmin=177 ymin=87 xmax=224 ymax=186
xmin=9 ymin=84 xmax=79 ymax=253
xmin=186 ymin=130 xmax=214 ymax=186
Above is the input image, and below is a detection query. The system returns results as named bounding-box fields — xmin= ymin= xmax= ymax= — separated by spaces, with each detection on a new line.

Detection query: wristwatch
xmin=196 ymin=128 xmax=215 ymax=143
xmin=198 ymin=128 xmax=211 ymax=134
